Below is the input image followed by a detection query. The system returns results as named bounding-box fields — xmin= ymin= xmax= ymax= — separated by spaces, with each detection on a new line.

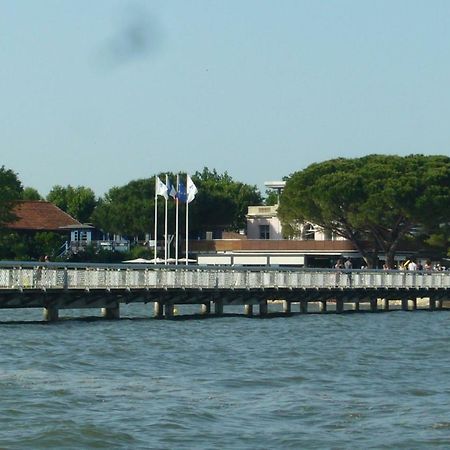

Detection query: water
xmin=1 ymin=305 xmax=450 ymax=449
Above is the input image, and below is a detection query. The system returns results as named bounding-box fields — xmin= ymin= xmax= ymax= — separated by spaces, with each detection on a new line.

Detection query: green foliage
xmin=0 ymin=231 xmax=29 ymax=260
xmin=423 ymin=223 xmax=450 ymax=257
xmin=91 ymin=177 xmax=157 ymax=238
xmin=264 ymin=190 xmax=279 ymax=206
xmin=47 ymin=185 xmax=97 ymax=223
xmin=278 ymin=155 xmax=450 ymax=267
xmin=64 ymin=245 xmax=128 ymax=263
xmin=190 ymin=168 xmax=262 ymax=233
xmin=0 ymin=166 xmax=23 ymax=228
xmin=0 ymin=231 xmax=64 ymax=260
xmin=91 ymin=168 xmax=262 ymax=239
xmin=22 ymin=187 xmax=42 ymax=201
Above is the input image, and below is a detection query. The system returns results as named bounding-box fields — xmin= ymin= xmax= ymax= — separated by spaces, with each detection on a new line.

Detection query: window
xmin=259 ymin=224 xmax=270 ymax=240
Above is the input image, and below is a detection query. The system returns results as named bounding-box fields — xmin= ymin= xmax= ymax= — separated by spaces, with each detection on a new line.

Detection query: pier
xmin=0 ymin=261 xmax=448 ymax=321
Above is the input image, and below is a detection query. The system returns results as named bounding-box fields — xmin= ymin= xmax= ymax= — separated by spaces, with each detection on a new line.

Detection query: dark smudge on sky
xmin=97 ymin=4 xmax=162 ymax=68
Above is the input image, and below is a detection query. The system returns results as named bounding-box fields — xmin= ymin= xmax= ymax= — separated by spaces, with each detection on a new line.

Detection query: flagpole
xmin=154 ymin=176 xmax=158 ymax=265
xmin=164 ymin=174 xmax=168 ymax=265
xmin=175 ymin=174 xmax=179 ymax=265
xmin=185 ymin=175 xmax=189 ymax=266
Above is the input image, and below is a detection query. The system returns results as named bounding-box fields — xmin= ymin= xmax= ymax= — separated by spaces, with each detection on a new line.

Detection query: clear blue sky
xmin=1 ymin=0 xmax=450 ymax=196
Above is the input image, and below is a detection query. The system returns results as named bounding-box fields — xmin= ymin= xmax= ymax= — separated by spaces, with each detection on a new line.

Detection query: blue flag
xmin=177 ymin=182 xmax=188 ymax=203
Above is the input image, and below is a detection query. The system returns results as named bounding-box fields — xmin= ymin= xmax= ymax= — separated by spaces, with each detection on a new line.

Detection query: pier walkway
xmin=0 ymin=261 xmax=448 ymax=321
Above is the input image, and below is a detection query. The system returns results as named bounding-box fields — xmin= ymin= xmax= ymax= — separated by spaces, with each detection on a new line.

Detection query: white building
xmin=195 ymin=181 xmax=355 ymax=267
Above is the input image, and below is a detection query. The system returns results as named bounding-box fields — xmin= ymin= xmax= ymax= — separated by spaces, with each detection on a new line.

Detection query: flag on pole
xmin=184 ymin=174 xmax=198 ymax=265
xmin=177 ymin=181 xmax=187 ymax=203
xmin=168 ymin=180 xmax=177 ymax=199
xmin=186 ymin=175 xmax=198 ymax=203
xmin=155 ymin=176 xmax=168 ymax=200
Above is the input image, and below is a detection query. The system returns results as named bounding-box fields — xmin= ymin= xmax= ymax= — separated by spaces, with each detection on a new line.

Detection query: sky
xmin=1 ymin=0 xmax=450 ymax=197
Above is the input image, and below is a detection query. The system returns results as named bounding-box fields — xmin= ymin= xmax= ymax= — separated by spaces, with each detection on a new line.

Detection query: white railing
xmin=0 ymin=263 xmax=448 ymax=291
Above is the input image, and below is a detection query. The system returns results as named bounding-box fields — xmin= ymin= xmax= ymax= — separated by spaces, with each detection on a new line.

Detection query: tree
xmin=0 ymin=166 xmax=23 ymax=228
xmin=91 ymin=178 xmax=156 ymax=238
xmin=47 ymin=185 xmax=97 ymax=223
xmin=91 ymin=169 xmax=262 ymax=245
xmin=264 ymin=190 xmax=279 ymax=206
xmin=278 ymin=155 xmax=450 ymax=268
xmin=190 ymin=168 xmax=262 ymax=234
xmin=22 ymin=187 xmax=42 ymax=201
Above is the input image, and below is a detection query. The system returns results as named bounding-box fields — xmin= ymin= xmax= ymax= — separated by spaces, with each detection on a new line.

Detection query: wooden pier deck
xmin=0 ymin=261 xmax=448 ymax=321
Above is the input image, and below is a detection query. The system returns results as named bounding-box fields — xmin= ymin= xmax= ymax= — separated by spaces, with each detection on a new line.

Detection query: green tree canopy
xmin=22 ymin=187 xmax=42 ymax=201
xmin=91 ymin=177 xmax=156 ymax=238
xmin=0 ymin=166 xmax=23 ymax=228
xmin=47 ymin=185 xmax=97 ymax=223
xmin=278 ymin=155 xmax=450 ymax=268
xmin=91 ymin=169 xmax=262 ymax=241
xmin=190 ymin=168 xmax=262 ymax=234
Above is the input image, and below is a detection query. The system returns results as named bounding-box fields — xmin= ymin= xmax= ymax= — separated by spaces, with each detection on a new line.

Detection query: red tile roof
xmin=7 ymin=201 xmax=81 ymax=231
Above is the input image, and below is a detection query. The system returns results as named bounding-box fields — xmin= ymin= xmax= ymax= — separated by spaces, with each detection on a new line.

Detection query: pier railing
xmin=0 ymin=262 xmax=448 ymax=292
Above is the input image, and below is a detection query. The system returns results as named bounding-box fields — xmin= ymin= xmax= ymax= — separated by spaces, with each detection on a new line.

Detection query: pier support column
xmin=244 ymin=304 xmax=253 ymax=316
xmin=259 ymin=300 xmax=268 ymax=316
xmin=300 ymin=300 xmax=308 ymax=314
xmin=154 ymin=301 xmax=163 ymax=318
xmin=164 ymin=303 xmax=175 ymax=318
xmin=381 ymin=299 xmax=389 ymax=311
xmin=370 ymin=298 xmax=378 ymax=312
xmin=437 ymin=299 xmax=443 ymax=310
xmin=336 ymin=298 xmax=344 ymax=314
xmin=429 ymin=298 xmax=436 ymax=311
xmin=43 ymin=305 xmax=59 ymax=322
xmin=283 ymin=301 xmax=291 ymax=314
xmin=319 ymin=300 xmax=327 ymax=313
xmin=101 ymin=304 xmax=120 ymax=320
xmin=411 ymin=298 xmax=417 ymax=311
xmin=353 ymin=301 xmax=360 ymax=312
xmin=200 ymin=302 xmax=211 ymax=315
xmin=401 ymin=298 xmax=409 ymax=311
xmin=214 ymin=300 xmax=223 ymax=315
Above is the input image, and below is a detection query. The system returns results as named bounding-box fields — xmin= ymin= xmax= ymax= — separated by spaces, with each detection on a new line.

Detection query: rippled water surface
xmin=1 ymin=305 xmax=450 ymax=449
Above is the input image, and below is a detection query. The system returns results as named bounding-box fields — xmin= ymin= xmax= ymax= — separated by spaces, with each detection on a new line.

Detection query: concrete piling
xmin=370 ymin=298 xmax=378 ymax=312
xmin=214 ymin=300 xmax=223 ymax=315
xmin=101 ymin=304 xmax=120 ymax=319
xmin=401 ymin=298 xmax=409 ymax=311
xmin=201 ymin=302 xmax=211 ymax=315
xmin=154 ymin=301 xmax=163 ymax=318
xmin=300 ymin=300 xmax=308 ymax=313
xmin=43 ymin=305 xmax=59 ymax=322
xmin=244 ymin=304 xmax=253 ymax=316
xmin=164 ymin=303 xmax=175 ymax=318
xmin=259 ymin=300 xmax=268 ymax=316
xmin=429 ymin=298 xmax=436 ymax=311
xmin=283 ymin=301 xmax=291 ymax=314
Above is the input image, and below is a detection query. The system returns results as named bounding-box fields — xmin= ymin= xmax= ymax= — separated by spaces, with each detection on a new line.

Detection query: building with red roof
xmin=6 ymin=201 xmax=82 ymax=231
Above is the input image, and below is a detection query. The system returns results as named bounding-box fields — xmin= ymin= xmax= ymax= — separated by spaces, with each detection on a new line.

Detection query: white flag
xmin=155 ymin=176 xmax=168 ymax=200
xmin=186 ymin=175 xmax=198 ymax=203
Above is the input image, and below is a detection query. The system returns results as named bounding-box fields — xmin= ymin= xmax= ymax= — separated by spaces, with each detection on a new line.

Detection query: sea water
xmin=1 ymin=305 xmax=450 ymax=449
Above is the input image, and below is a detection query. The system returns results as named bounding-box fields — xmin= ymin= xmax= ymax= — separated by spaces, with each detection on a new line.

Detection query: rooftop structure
xmin=6 ymin=201 xmax=81 ymax=231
